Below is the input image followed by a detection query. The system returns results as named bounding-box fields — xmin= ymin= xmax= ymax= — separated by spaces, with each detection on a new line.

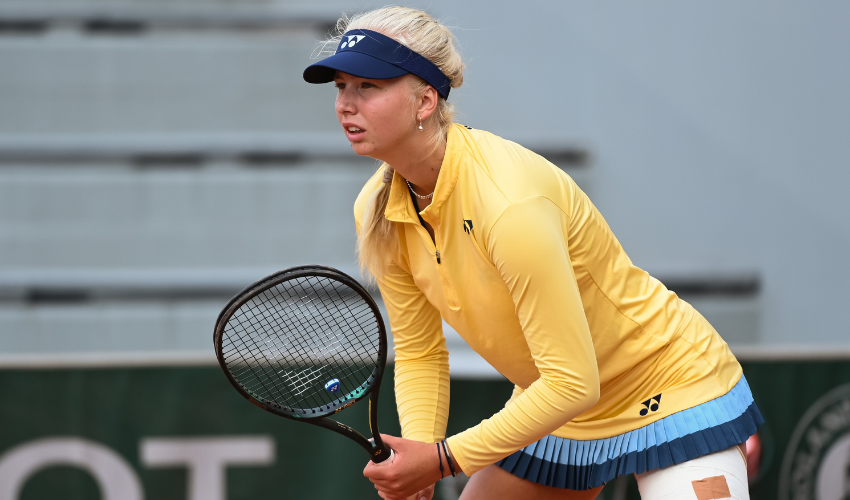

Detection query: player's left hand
xmin=363 ymin=434 xmax=444 ymax=500
xmin=407 ymin=483 xmax=435 ymax=500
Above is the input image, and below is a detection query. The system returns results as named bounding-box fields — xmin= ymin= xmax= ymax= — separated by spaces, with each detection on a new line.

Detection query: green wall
xmin=1 ymin=360 xmax=849 ymax=499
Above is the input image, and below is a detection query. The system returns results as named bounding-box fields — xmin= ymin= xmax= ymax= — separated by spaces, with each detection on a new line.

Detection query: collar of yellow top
xmin=384 ymin=124 xmax=465 ymax=224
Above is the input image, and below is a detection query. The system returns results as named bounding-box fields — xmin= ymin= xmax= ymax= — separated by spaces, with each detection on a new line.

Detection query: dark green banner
xmin=1 ymin=360 xmax=849 ymax=499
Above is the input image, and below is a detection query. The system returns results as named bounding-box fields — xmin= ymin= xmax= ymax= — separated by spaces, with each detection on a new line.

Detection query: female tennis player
xmin=303 ymin=7 xmax=762 ymax=500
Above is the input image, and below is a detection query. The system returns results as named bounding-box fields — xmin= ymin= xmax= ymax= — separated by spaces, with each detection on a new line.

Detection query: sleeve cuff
xmin=445 ymin=435 xmax=478 ymax=476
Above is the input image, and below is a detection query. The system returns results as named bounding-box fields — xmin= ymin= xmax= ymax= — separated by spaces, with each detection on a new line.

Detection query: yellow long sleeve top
xmin=353 ymin=124 xmax=743 ymax=476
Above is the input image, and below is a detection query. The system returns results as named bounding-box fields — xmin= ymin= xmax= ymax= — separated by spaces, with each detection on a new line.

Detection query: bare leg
xmin=459 ymin=464 xmax=603 ymax=500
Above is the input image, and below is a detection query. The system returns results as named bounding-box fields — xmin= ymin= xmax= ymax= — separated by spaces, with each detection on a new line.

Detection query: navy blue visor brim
xmin=303 ymin=51 xmax=409 ymax=84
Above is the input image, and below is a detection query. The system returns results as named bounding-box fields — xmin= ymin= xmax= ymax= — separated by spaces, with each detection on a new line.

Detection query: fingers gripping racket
xmin=214 ymin=265 xmax=393 ymax=463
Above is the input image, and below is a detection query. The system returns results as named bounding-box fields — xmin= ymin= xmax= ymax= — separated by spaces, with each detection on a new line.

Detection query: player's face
xmin=334 ymin=71 xmax=417 ymax=160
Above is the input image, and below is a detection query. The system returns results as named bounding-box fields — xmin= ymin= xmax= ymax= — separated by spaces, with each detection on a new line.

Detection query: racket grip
xmin=372 ymin=449 xmax=394 ymax=466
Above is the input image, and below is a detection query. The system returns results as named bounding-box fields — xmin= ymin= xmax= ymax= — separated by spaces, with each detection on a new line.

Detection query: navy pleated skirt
xmin=496 ymin=375 xmax=763 ymax=490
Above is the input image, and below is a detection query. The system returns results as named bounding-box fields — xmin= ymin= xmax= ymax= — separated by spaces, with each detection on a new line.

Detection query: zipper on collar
xmin=436 ymin=251 xmax=441 ymax=264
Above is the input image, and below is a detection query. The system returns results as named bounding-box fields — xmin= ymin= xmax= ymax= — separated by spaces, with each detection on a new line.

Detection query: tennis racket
xmin=213 ymin=265 xmax=393 ymax=464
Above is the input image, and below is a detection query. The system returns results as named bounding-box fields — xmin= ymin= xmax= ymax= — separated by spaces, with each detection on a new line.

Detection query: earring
xmin=418 ymin=117 xmax=423 ymax=131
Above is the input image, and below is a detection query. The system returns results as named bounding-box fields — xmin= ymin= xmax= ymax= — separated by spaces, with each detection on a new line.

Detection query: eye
xmin=334 ymin=82 xmax=345 ymax=90
xmin=360 ymin=82 xmax=376 ymax=89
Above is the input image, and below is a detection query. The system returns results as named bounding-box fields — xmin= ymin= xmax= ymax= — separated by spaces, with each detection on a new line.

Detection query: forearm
xmin=445 ymin=372 xmax=598 ymax=475
xmin=374 ymin=260 xmax=450 ymax=443
xmin=394 ymin=348 xmax=450 ymax=442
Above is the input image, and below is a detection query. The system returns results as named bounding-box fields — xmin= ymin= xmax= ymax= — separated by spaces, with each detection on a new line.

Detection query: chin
xmin=350 ymin=143 xmax=379 ymax=158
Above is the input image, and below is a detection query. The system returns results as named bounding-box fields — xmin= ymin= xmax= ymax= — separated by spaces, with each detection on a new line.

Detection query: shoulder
xmin=452 ymin=125 xmax=580 ymax=234
xmin=353 ymin=166 xmax=386 ymax=232
xmin=455 ymin=125 xmax=576 ymax=202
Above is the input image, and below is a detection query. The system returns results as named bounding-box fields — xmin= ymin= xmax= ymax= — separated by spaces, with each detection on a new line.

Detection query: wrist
xmin=440 ymin=439 xmax=458 ymax=477
xmin=435 ymin=442 xmax=446 ymax=480
xmin=445 ymin=439 xmax=465 ymax=475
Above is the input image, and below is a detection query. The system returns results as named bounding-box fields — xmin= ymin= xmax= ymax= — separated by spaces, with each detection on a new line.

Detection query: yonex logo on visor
xmin=303 ymin=29 xmax=452 ymax=99
xmin=340 ymin=35 xmax=365 ymax=49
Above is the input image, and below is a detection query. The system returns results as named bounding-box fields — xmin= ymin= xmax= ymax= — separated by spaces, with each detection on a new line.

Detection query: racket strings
xmin=288 ymin=277 xmax=379 ymax=396
xmin=221 ymin=275 xmax=381 ymax=412
xmin=224 ymin=290 xmax=318 ymax=403
xmin=225 ymin=304 xmax=359 ymax=409
xmin=308 ymin=276 xmax=379 ymax=363
xmin=249 ymin=283 xmax=362 ymax=406
xmin=224 ymin=295 xmax=344 ymax=409
xmin=222 ymin=301 xmax=298 ymax=404
xmin=260 ymin=277 xmax=375 ymax=388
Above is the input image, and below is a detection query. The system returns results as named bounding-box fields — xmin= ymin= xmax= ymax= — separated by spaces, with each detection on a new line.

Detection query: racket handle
xmin=372 ymin=449 xmax=394 ymax=466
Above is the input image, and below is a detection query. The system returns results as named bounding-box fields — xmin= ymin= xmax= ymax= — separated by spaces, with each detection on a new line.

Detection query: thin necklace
xmin=406 ymin=179 xmax=434 ymax=200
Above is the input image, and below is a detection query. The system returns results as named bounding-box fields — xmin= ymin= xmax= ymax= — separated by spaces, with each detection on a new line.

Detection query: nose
xmin=335 ymin=87 xmax=356 ymax=116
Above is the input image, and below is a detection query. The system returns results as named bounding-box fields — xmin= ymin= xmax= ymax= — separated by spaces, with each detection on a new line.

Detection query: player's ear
xmin=416 ymin=85 xmax=439 ymax=122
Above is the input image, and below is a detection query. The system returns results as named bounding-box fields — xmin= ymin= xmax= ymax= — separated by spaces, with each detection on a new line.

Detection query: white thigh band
xmin=636 ymin=445 xmax=749 ymax=500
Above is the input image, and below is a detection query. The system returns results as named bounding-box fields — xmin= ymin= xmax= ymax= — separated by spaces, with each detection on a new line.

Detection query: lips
xmin=342 ymin=122 xmax=366 ymax=141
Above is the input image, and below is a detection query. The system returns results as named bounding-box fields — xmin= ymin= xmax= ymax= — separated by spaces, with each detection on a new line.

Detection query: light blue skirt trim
xmin=497 ymin=375 xmax=763 ymax=490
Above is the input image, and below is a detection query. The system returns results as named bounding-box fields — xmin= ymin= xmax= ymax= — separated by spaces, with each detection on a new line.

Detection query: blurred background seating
xmin=0 ymin=1 xmax=848 ymax=499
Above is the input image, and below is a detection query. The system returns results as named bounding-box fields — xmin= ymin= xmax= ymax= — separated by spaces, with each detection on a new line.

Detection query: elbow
xmin=579 ymin=377 xmax=600 ymax=414
xmin=565 ymin=371 xmax=600 ymax=415
xmin=578 ymin=368 xmax=600 ymax=412
xmin=575 ymin=361 xmax=601 ymax=413
xmin=562 ymin=382 xmax=598 ymax=418
xmin=539 ymin=371 xmax=600 ymax=416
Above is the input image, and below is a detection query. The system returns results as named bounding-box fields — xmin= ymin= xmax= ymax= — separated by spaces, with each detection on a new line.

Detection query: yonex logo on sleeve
xmin=339 ymin=35 xmax=366 ymax=50
xmin=463 ymin=219 xmax=474 ymax=234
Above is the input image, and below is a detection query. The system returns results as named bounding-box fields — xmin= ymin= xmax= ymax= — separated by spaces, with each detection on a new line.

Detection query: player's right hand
xmin=363 ymin=434 xmax=442 ymax=500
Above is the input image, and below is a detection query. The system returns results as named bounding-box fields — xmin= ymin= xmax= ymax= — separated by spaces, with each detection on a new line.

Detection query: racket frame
xmin=214 ymin=265 xmax=392 ymax=463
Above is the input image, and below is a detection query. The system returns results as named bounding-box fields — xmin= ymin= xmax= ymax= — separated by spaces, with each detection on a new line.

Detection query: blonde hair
xmin=319 ymin=7 xmax=464 ymax=279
